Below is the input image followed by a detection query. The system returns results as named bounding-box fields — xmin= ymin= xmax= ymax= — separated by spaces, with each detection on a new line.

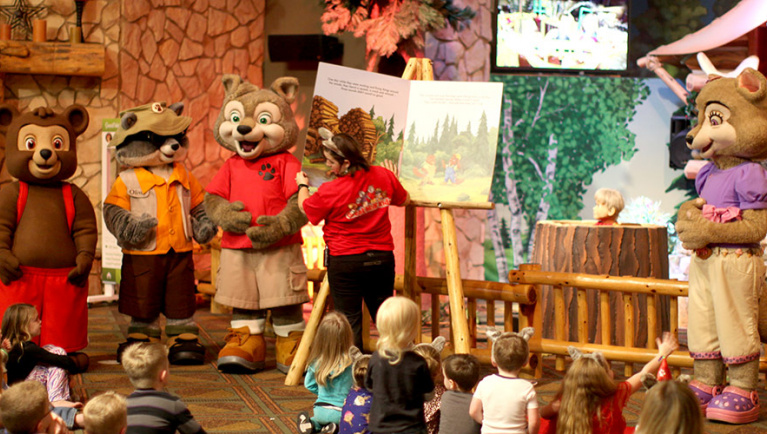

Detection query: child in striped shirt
xmin=121 ymin=342 xmax=206 ymax=434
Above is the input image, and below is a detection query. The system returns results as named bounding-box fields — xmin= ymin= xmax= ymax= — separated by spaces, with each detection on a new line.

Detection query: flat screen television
xmin=492 ymin=0 xmax=630 ymax=74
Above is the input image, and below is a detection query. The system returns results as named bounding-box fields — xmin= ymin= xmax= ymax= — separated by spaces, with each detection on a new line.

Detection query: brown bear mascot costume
xmin=676 ymin=68 xmax=767 ymax=424
xmin=0 ymin=105 xmax=97 ymax=355
xmin=206 ymin=75 xmax=308 ymax=373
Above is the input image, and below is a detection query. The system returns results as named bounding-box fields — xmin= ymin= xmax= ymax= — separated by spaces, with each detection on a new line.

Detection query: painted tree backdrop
xmin=486 ymin=75 xmax=650 ymax=281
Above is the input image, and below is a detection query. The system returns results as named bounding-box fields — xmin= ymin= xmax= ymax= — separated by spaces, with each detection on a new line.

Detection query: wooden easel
xmin=285 ymin=58 xmax=492 ymax=385
xmin=399 ymin=58 xmax=494 ymax=354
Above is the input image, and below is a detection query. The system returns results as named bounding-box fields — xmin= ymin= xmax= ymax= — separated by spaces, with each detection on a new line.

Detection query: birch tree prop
xmin=488 ymin=75 xmax=650 ymax=274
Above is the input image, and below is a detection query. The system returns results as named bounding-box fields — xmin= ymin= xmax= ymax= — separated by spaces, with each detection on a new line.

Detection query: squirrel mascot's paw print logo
xmin=259 ymin=163 xmax=276 ymax=181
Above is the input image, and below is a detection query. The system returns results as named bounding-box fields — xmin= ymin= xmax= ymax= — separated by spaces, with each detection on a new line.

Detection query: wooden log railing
xmin=508 ymin=265 xmax=767 ymax=375
xmin=307 ymin=262 xmax=767 ymax=378
xmin=307 ymin=263 xmax=545 ymax=377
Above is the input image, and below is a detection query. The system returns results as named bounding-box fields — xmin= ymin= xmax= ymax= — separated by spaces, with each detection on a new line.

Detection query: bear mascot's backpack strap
xmin=16 ymin=181 xmax=75 ymax=232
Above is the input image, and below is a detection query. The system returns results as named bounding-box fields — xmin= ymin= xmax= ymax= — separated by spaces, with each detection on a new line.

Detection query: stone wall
xmin=120 ymin=0 xmax=265 ymax=188
xmin=0 ymin=0 xmax=266 ymax=213
xmin=422 ymin=0 xmax=493 ymax=280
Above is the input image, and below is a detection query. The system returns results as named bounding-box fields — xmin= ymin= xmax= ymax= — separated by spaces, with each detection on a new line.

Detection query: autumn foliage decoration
xmin=320 ymin=0 xmax=475 ymax=71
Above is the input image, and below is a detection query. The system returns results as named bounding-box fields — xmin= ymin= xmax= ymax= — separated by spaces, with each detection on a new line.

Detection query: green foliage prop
xmin=488 ymin=75 xmax=650 ymax=271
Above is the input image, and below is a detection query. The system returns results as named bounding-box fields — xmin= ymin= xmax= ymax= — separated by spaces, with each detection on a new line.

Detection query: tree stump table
xmin=531 ymin=220 xmax=669 ymax=348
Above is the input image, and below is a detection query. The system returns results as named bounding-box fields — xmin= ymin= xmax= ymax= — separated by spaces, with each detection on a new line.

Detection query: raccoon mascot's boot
xmin=117 ymin=317 xmax=161 ymax=364
xmin=165 ymin=318 xmax=205 ymax=365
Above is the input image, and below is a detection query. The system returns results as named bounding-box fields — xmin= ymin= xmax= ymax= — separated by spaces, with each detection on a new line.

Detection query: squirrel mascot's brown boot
xmin=275 ymin=331 xmax=303 ymax=374
xmin=217 ymin=326 xmax=265 ymax=373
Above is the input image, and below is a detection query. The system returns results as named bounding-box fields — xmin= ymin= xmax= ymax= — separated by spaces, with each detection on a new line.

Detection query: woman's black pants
xmin=326 ymin=250 xmax=395 ymax=351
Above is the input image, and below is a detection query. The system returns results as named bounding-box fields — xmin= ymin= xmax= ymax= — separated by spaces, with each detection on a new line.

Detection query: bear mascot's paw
xmin=67 ymin=251 xmax=95 ymax=287
xmin=675 ymin=197 xmax=710 ymax=250
xmin=0 ymin=251 xmax=21 ymax=285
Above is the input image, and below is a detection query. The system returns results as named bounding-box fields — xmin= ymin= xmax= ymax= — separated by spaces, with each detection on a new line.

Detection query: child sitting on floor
xmin=0 ymin=380 xmax=69 ymax=434
xmin=414 ymin=337 xmax=446 ymax=434
xmin=83 ymin=391 xmax=128 ymax=434
xmin=440 ymin=353 xmax=481 ymax=434
xmin=340 ymin=355 xmax=372 ymax=434
xmin=1 ymin=303 xmax=81 ymax=402
xmin=635 ymin=380 xmax=703 ymax=434
xmin=470 ymin=327 xmax=538 ymax=434
xmin=555 ymin=332 xmax=678 ymax=434
xmin=0 ymin=342 xmax=84 ymax=432
xmin=298 ymin=312 xmax=357 ymax=434
xmin=365 ymin=296 xmax=434 ymax=434
xmin=121 ymin=342 xmax=206 ymax=434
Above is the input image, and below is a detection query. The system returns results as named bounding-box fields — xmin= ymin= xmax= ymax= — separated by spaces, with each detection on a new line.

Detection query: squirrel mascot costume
xmin=206 ymin=75 xmax=308 ymax=374
xmin=676 ymin=67 xmax=767 ymax=424
xmin=103 ymin=102 xmax=217 ymax=365
xmin=0 ymin=104 xmax=97 ymax=356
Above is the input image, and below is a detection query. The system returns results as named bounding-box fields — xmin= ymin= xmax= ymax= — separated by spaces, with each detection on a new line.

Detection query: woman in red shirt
xmin=296 ymin=131 xmax=409 ymax=350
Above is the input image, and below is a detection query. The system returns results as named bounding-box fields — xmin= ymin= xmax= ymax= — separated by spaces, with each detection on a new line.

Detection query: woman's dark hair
xmin=324 ymin=133 xmax=370 ymax=175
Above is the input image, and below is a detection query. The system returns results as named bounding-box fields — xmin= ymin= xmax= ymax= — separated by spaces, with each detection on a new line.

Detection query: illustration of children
xmin=444 ymin=154 xmax=463 ymax=185
xmin=413 ymin=154 xmax=437 ymax=185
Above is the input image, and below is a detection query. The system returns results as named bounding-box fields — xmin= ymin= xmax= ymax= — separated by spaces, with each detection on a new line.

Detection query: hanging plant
xmin=320 ymin=0 xmax=476 ymax=70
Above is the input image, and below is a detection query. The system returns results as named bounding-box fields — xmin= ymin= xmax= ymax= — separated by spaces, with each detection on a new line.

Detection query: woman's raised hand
xmin=295 ymin=171 xmax=309 ymax=186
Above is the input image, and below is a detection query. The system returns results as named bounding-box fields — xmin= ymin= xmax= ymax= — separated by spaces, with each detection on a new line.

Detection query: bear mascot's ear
xmin=271 ymin=77 xmax=299 ymax=104
xmin=736 ymin=68 xmax=767 ymax=103
xmin=168 ymin=102 xmax=185 ymax=117
xmin=222 ymin=74 xmax=245 ymax=96
xmin=63 ymin=105 xmax=89 ymax=135
xmin=0 ymin=104 xmax=19 ymax=132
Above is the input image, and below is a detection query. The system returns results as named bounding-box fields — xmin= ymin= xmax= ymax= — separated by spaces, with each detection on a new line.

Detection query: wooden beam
xmin=0 ymin=41 xmax=104 ymax=76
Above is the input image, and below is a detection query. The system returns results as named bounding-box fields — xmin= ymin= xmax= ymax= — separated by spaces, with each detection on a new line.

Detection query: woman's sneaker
xmin=296 ymin=411 xmax=314 ymax=434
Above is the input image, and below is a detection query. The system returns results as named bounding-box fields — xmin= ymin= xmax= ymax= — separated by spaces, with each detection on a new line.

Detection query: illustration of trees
xmin=488 ymin=75 xmax=650 ymax=279
xmin=402 ymin=111 xmax=497 ymax=179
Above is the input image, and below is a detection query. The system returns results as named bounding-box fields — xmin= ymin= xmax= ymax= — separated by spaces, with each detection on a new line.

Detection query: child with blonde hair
xmin=297 ymin=312 xmax=357 ymax=434
xmin=470 ymin=328 xmax=538 ymax=434
xmin=556 ymin=332 xmax=678 ymax=434
xmin=593 ymin=188 xmax=624 ymax=226
xmin=121 ymin=342 xmax=205 ymax=433
xmin=635 ymin=380 xmax=703 ymax=434
xmin=365 ymin=296 xmax=434 ymax=434
xmin=0 ymin=380 xmax=69 ymax=434
xmin=83 ymin=391 xmax=128 ymax=434
xmin=1 ymin=303 xmax=79 ymax=402
xmin=340 ymin=355 xmax=372 ymax=434
xmin=413 ymin=337 xmax=446 ymax=434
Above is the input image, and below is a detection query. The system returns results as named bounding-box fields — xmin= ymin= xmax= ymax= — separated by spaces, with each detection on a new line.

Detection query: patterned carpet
xmin=73 ymin=302 xmax=767 ymax=433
